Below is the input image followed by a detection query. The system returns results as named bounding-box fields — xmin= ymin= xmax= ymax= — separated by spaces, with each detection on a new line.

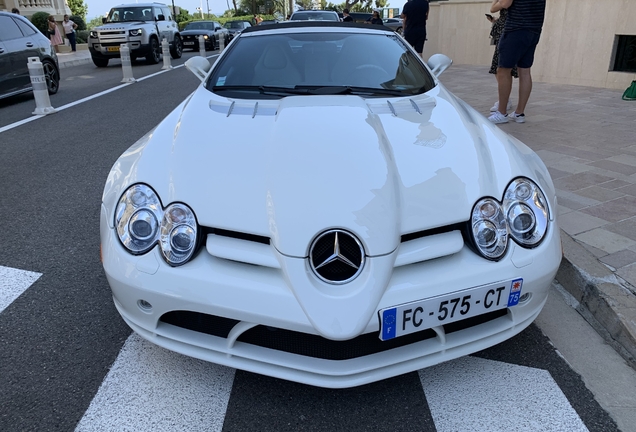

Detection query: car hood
xmin=104 ymin=84 xmax=554 ymax=259
xmin=181 ymin=29 xmax=215 ymax=36
xmin=96 ymin=21 xmax=147 ymax=31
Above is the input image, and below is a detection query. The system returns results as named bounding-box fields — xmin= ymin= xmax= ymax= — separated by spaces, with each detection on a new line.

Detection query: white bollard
xmin=27 ymin=57 xmax=56 ymax=115
xmin=161 ymin=38 xmax=172 ymax=70
xmin=219 ymin=33 xmax=225 ymax=52
xmin=120 ymin=43 xmax=136 ymax=83
xmin=199 ymin=35 xmax=206 ymax=57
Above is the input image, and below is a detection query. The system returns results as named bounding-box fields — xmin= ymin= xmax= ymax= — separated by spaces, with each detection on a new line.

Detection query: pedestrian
xmin=488 ymin=0 xmax=546 ymax=124
xmin=342 ymin=9 xmax=353 ymax=22
xmin=62 ymin=14 xmax=78 ymax=52
xmin=366 ymin=10 xmax=384 ymax=25
xmin=47 ymin=15 xmax=63 ymax=54
xmin=487 ymin=9 xmax=517 ymax=113
xmin=11 ymin=7 xmax=20 ymax=14
xmin=401 ymin=0 xmax=429 ymax=58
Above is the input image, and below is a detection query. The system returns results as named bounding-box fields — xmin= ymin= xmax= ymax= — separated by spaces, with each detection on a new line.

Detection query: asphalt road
xmin=0 ymin=56 xmax=624 ymax=431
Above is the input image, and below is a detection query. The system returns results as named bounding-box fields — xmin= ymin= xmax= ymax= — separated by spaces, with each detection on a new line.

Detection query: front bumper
xmin=101 ymin=204 xmax=561 ymax=388
xmin=89 ymin=39 xmax=152 ymax=59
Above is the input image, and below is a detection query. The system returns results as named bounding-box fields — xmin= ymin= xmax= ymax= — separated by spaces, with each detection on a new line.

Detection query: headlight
xmin=90 ymin=30 xmax=98 ymax=38
xmin=160 ymin=204 xmax=198 ymax=266
xmin=115 ymin=184 xmax=199 ymax=266
xmin=503 ymin=178 xmax=549 ymax=247
xmin=203 ymin=35 xmax=209 ymax=39
xmin=129 ymin=28 xmax=143 ymax=36
xmin=471 ymin=198 xmax=508 ymax=260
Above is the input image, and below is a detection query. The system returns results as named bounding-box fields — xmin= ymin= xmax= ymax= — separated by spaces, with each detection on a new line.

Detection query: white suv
xmin=88 ymin=2 xmax=182 ymax=67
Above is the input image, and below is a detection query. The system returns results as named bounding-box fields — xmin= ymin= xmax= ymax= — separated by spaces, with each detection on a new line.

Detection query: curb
xmin=58 ymin=57 xmax=93 ymax=69
xmin=556 ymin=230 xmax=636 ymax=370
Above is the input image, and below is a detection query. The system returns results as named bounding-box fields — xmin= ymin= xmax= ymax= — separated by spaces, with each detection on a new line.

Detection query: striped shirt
xmin=505 ymin=0 xmax=546 ymax=32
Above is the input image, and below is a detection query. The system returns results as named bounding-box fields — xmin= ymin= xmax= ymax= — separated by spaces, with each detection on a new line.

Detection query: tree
xmin=87 ymin=16 xmax=105 ymax=29
xmin=70 ymin=15 xmax=86 ymax=30
xmin=30 ymin=11 xmax=50 ymax=35
xmin=67 ymin=0 xmax=88 ymax=20
xmin=175 ymin=7 xmax=191 ymax=23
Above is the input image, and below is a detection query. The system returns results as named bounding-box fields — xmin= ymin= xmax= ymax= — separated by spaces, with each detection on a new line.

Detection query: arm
xmin=491 ymin=0 xmax=513 ymax=13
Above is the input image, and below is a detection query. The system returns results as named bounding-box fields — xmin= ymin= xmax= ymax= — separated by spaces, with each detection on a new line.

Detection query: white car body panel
xmin=101 ymin=25 xmax=560 ymax=387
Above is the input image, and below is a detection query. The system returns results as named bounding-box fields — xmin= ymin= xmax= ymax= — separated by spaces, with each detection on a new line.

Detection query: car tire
xmin=170 ymin=35 xmax=183 ymax=59
xmin=42 ymin=59 xmax=60 ymax=95
xmin=92 ymin=57 xmax=109 ymax=67
xmin=146 ymin=37 xmax=161 ymax=64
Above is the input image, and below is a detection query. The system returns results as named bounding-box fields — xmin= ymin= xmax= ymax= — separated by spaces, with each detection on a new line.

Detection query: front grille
xmin=159 ymin=309 xmax=509 ymax=361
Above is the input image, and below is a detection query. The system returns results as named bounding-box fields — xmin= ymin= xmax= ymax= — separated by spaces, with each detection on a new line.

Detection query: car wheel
xmin=170 ymin=35 xmax=183 ymax=59
xmin=42 ymin=60 xmax=60 ymax=95
xmin=396 ymin=27 xmax=403 ymax=35
xmin=146 ymin=37 xmax=161 ymax=64
xmin=92 ymin=56 xmax=109 ymax=67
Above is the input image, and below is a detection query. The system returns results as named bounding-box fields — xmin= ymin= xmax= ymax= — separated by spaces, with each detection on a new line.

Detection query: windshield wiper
xmin=297 ymin=86 xmax=405 ymax=96
xmin=212 ymin=85 xmax=311 ymax=96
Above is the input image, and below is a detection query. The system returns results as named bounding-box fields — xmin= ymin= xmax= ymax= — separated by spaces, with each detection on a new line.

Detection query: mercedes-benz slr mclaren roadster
xmin=100 ymin=22 xmax=562 ymax=388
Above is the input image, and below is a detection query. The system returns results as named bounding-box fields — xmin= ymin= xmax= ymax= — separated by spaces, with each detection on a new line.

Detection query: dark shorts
xmin=405 ymin=28 xmax=426 ymax=53
xmin=498 ymin=29 xmax=541 ymax=69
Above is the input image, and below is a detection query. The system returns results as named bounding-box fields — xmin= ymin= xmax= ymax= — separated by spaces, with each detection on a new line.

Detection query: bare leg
xmin=515 ymin=67 xmax=532 ymax=114
xmin=496 ymin=67 xmax=513 ymax=115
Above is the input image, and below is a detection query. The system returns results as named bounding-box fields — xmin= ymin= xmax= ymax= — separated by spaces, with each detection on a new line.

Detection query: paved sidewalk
xmin=54 ymin=52 xmax=636 ymax=369
xmin=442 ymin=65 xmax=636 ymax=370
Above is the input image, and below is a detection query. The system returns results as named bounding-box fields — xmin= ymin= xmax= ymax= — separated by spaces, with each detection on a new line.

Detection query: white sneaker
xmin=488 ymin=111 xmax=509 ymax=124
xmin=490 ymin=100 xmax=513 ymax=112
xmin=508 ymin=112 xmax=526 ymax=123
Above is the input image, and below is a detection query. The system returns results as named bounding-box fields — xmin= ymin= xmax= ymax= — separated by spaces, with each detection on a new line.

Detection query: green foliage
xmin=67 ymin=0 xmax=88 ymax=20
xmin=87 ymin=16 xmax=105 ymax=29
xmin=175 ymin=7 xmax=191 ymax=23
xmin=69 ymin=15 xmax=86 ymax=31
xmin=76 ymin=30 xmax=89 ymax=43
xmin=30 ymin=12 xmax=50 ymax=35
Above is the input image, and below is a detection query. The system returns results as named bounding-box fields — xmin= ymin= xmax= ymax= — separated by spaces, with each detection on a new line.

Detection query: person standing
xmin=47 ymin=15 xmax=63 ymax=54
xmin=401 ymin=0 xmax=429 ymax=58
xmin=11 ymin=7 xmax=20 ymax=14
xmin=62 ymin=14 xmax=78 ymax=52
xmin=487 ymin=9 xmax=518 ymax=113
xmin=342 ymin=9 xmax=353 ymax=22
xmin=488 ymin=0 xmax=546 ymax=124
xmin=367 ymin=10 xmax=384 ymax=25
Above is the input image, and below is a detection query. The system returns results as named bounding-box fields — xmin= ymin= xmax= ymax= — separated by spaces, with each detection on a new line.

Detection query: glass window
xmin=207 ymin=32 xmax=436 ymax=99
xmin=162 ymin=7 xmax=172 ymax=21
xmin=13 ymin=17 xmax=37 ymax=37
xmin=0 ymin=16 xmax=24 ymax=40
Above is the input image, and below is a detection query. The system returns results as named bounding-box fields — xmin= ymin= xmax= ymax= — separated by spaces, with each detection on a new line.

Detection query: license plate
xmin=184 ymin=41 xmax=194 ymax=45
xmin=379 ymin=278 xmax=523 ymax=341
xmin=106 ymin=46 xmax=120 ymax=52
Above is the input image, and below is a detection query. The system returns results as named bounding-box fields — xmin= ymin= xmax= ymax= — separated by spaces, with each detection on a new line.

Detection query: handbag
xmin=49 ymin=26 xmax=56 ymax=36
xmin=622 ymin=80 xmax=636 ymax=101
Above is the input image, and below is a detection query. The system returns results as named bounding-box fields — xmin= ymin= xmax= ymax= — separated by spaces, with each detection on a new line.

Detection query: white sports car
xmin=100 ymin=22 xmax=562 ymax=388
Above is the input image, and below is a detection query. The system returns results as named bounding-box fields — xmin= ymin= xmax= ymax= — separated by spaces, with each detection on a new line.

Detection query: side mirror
xmin=185 ymin=56 xmax=212 ymax=82
xmin=157 ymin=14 xmax=165 ymax=21
xmin=427 ymin=53 xmax=452 ymax=78
xmin=102 ymin=17 xmax=106 ymax=24
xmin=215 ymin=27 xmax=222 ymax=31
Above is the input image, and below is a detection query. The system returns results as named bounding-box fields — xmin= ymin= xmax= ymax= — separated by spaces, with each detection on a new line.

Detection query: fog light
xmin=519 ymin=293 xmax=531 ymax=303
xmin=137 ymin=299 xmax=153 ymax=312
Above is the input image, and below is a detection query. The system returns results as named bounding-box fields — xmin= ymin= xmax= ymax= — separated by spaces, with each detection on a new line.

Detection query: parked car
xmin=223 ymin=20 xmax=251 ymax=41
xmin=88 ymin=2 xmax=182 ymax=67
xmin=289 ymin=10 xmax=340 ymax=21
xmin=383 ymin=17 xmax=403 ymax=34
xmin=181 ymin=21 xmax=229 ymax=51
xmin=101 ymin=21 xmax=561 ymax=389
xmin=0 ymin=11 xmax=60 ymax=100
xmin=258 ymin=19 xmax=279 ymax=25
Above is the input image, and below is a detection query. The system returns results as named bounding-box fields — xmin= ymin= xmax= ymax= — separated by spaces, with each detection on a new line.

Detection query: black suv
xmin=0 ymin=11 xmax=60 ymax=100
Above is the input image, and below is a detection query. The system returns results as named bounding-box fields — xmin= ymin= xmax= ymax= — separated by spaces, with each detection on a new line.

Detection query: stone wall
xmin=421 ymin=0 xmax=636 ymax=90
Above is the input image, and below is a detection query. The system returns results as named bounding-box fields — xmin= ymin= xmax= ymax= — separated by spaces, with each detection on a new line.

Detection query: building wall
xmin=421 ymin=0 xmax=636 ymax=90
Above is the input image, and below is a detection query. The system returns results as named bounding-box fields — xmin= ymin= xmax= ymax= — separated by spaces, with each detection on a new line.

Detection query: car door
xmin=0 ymin=15 xmax=39 ymax=96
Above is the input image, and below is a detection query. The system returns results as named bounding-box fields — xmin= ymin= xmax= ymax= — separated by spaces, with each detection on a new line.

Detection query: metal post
xmin=120 ymin=44 xmax=136 ymax=83
xmin=27 ymin=57 xmax=56 ymax=115
xmin=198 ymin=35 xmax=206 ymax=57
xmin=161 ymin=38 xmax=172 ymax=70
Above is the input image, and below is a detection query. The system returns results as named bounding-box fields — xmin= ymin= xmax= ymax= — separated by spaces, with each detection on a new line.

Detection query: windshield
xmin=185 ymin=22 xmax=215 ymax=31
xmin=106 ymin=6 xmax=153 ymax=22
xmin=224 ymin=21 xmax=247 ymax=29
xmin=207 ymin=32 xmax=436 ymax=99
xmin=290 ymin=12 xmax=339 ymax=21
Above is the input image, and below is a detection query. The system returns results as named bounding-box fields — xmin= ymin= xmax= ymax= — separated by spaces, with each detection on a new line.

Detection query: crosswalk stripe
xmin=419 ymin=356 xmax=588 ymax=432
xmin=0 ymin=265 xmax=41 ymax=313
xmin=75 ymin=333 xmax=235 ymax=432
